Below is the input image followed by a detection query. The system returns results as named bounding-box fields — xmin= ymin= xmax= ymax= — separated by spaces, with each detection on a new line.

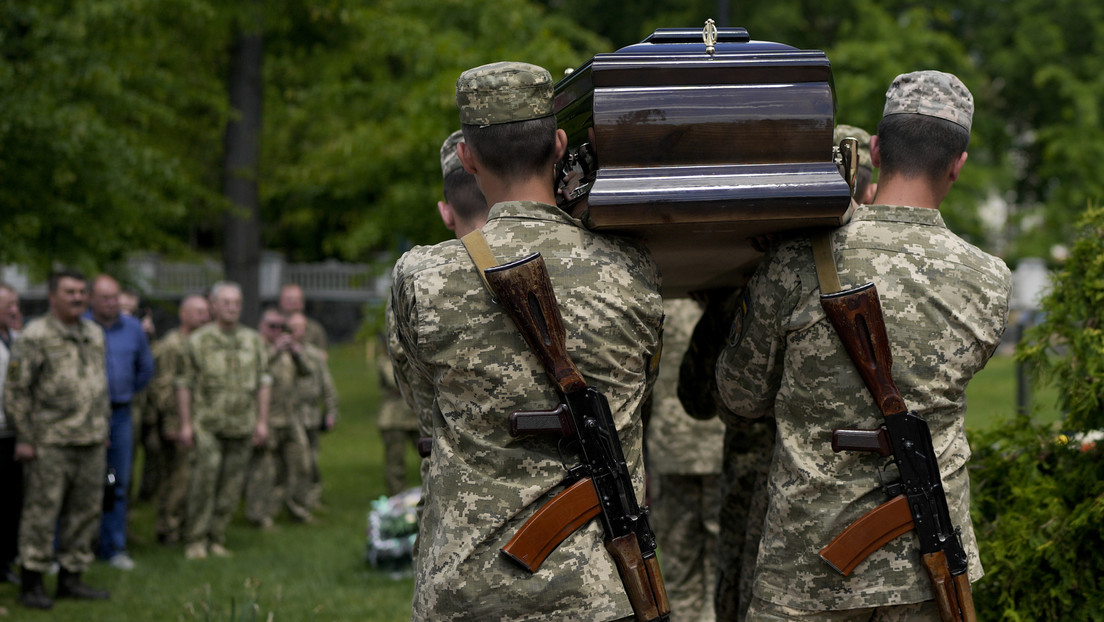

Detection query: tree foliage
xmin=0 ymin=0 xmax=229 ymax=276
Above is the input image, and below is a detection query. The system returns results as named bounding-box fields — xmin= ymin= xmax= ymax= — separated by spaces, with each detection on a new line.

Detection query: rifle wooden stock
xmin=820 ymin=283 xmax=907 ymax=416
xmin=922 ymin=552 xmax=978 ymax=622
xmin=501 ymin=477 xmax=601 ymax=572
xmin=483 ymin=253 xmax=587 ymax=394
xmin=819 ymin=494 xmax=913 ymax=576
xmin=417 ymin=436 xmax=432 ymax=458
xmin=605 ymin=534 xmax=670 ymax=622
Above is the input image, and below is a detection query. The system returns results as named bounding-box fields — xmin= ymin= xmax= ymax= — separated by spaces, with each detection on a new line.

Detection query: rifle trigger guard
xmin=557 ymin=437 xmax=581 ymax=472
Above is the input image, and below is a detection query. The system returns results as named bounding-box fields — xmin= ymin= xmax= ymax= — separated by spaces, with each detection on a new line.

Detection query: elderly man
xmin=6 ymin=270 xmax=112 ymax=609
xmin=83 ymin=275 xmax=154 ymax=570
xmin=176 ymin=281 xmax=271 ymax=559
xmin=277 ymin=284 xmax=327 ymax=352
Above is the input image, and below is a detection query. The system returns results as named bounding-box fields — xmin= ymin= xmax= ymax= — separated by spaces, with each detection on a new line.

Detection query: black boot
xmin=19 ymin=568 xmax=54 ymax=610
xmin=56 ymin=568 xmax=110 ymax=600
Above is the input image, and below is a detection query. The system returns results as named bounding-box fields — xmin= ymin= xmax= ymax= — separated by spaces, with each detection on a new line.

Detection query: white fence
xmin=2 ymin=252 xmax=391 ymax=302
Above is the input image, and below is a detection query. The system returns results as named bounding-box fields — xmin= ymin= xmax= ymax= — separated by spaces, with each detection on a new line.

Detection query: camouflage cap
xmin=440 ymin=130 xmax=465 ymax=179
xmin=833 ymin=124 xmax=873 ymax=171
xmin=883 ymin=70 xmax=973 ymax=133
xmin=456 ymin=61 xmax=554 ymax=126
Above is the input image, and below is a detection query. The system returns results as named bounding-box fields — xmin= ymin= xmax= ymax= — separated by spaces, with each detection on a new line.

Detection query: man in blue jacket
xmin=84 ymin=275 xmax=154 ymax=571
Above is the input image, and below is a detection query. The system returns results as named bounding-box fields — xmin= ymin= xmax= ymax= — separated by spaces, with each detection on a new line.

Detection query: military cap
xmin=456 ymin=61 xmax=554 ymax=126
xmin=833 ymin=124 xmax=873 ymax=171
xmin=883 ymin=70 xmax=973 ymax=133
xmin=440 ymin=130 xmax=465 ymax=179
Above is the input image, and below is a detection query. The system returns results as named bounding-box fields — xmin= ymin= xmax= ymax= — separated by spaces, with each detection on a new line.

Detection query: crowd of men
xmin=386 ymin=61 xmax=1010 ymax=622
xmin=0 ymin=279 xmax=338 ymax=611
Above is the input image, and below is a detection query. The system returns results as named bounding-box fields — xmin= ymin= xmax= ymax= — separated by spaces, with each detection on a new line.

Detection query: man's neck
xmin=217 ymin=321 xmax=237 ymax=332
xmin=478 ymin=174 xmax=557 ymax=209
xmin=871 ymin=175 xmax=946 ymax=210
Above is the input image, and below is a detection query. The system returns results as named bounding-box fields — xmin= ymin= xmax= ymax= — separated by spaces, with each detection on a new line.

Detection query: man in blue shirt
xmin=84 ymin=275 xmax=154 ymax=570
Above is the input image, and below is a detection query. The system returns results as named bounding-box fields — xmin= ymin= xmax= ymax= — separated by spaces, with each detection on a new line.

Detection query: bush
xmin=970 ymin=203 xmax=1104 ymax=620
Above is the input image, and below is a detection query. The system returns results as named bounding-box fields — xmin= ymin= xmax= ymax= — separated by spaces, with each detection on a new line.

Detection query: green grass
xmin=0 ymin=348 xmax=1059 ymax=620
xmin=0 ymin=343 xmax=417 ymax=621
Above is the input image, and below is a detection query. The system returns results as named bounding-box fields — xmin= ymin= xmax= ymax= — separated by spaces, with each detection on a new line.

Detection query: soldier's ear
xmin=437 ymin=201 xmax=457 ymax=232
xmin=553 ymin=129 xmax=568 ymax=163
xmin=869 ymin=135 xmax=881 ymax=169
xmin=457 ymin=142 xmax=479 ymax=176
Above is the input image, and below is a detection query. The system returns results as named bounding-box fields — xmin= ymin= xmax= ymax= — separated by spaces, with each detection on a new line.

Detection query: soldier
xmin=277 ymin=284 xmax=327 ymax=353
xmin=715 ymin=71 xmax=1011 ymax=618
xmin=6 ymin=270 xmax=111 ymax=609
xmin=645 ymin=298 xmax=725 ymax=622
xmin=286 ymin=311 xmax=337 ymax=510
xmin=176 ymin=281 xmax=271 ymax=559
xmin=390 ymin=61 xmax=663 ymax=620
xmin=374 ymin=340 xmax=419 ymax=496
xmin=0 ymin=282 xmax=22 ymax=586
xmin=148 ymin=294 xmax=209 ymax=544
xmin=244 ymin=308 xmax=313 ymax=527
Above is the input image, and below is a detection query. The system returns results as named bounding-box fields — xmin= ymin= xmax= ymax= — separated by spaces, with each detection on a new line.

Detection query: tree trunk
xmin=221 ymin=10 xmax=264 ymax=327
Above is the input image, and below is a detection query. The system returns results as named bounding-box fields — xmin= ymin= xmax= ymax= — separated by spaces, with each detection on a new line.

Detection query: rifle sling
xmin=811 ymin=231 xmax=843 ymax=296
xmin=461 ymin=230 xmax=501 ymax=297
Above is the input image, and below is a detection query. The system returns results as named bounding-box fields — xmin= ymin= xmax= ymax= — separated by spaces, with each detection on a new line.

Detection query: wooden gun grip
xmin=605 ymin=534 xmax=666 ymax=622
xmin=832 ymin=426 xmax=892 ymax=456
xmin=922 ymin=551 xmax=976 ymax=622
xmin=820 ymin=283 xmax=907 ymax=416
xmin=508 ymin=404 xmax=575 ymax=438
xmin=819 ymin=494 xmax=913 ymax=576
xmin=417 ymin=436 xmax=432 ymax=458
xmin=501 ymin=477 xmax=601 ymax=573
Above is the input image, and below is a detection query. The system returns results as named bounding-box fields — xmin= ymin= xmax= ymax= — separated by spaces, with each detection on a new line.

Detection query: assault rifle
xmin=817 ymin=281 xmax=978 ymax=622
xmin=480 ymin=251 xmax=670 ymax=622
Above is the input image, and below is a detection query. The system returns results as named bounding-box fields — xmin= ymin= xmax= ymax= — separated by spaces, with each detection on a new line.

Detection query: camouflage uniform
xmin=244 ymin=348 xmax=312 ymax=523
xmin=4 ymin=315 xmax=110 ymax=573
xmin=304 ymin=317 xmax=327 ymax=352
xmin=392 ymin=199 xmax=663 ymax=621
xmin=716 ymin=203 xmax=1011 ymax=610
xmin=176 ymin=323 xmax=271 ymax=547
xmin=148 ymin=328 xmax=191 ymax=542
xmin=375 ymin=349 xmax=419 ymax=496
xmin=295 ymin=342 xmax=337 ymax=509
xmin=646 ymin=299 xmax=725 ymax=622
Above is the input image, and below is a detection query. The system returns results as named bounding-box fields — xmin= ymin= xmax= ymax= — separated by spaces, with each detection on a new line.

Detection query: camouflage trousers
xmin=184 ymin=428 xmax=250 ymax=546
xmin=652 ymin=472 xmax=721 ymax=622
xmin=745 ymin=596 xmax=940 ymax=621
xmin=305 ymin=427 xmax=322 ymax=509
xmin=244 ymin=423 xmax=312 ymax=523
xmin=19 ymin=444 xmax=106 ymax=573
xmin=155 ymin=439 xmax=190 ymax=542
xmin=716 ymin=419 xmax=775 ymax=622
xmin=380 ymin=428 xmax=419 ymax=496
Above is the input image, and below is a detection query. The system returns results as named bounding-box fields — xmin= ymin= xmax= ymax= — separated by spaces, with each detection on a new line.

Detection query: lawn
xmin=0 ymin=347 xmax=1059 ymax=620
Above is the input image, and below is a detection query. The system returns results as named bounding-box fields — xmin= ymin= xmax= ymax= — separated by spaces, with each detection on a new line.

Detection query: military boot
xmin=19 ymin=568 xmax=54 ymax=610
xmin=55 ymin=568 xmax=110 ymax=600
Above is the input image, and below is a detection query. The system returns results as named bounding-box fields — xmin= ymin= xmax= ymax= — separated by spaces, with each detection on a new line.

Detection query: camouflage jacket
xmin=5 ymin=315 xmax=110 ymax=446
xmin=376 ymin=346 xmax=419 ymax=432
xmin=392 ymin=200 xmax=663 ymax=622
xmin=386 ymin=300 xmax=434 ymax=437
xmin=269 ymin=347 xmax=310 ymax=428
xmin=304 ymin=316 xmax=328 ymax=351
xmin=295 ymin=343 xmax=337 ymax=430
xmin=646 ymin=298 xmax=725 ymax=475
xmin=148 ymin=329 xmax=185 ymax=433
xmin=176 ymin=323 xmax=271 ymax=438
xmin=716 ymin=204 xmax=1011 ymax=609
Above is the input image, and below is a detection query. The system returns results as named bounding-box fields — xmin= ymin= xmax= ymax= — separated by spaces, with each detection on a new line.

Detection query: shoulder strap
xmin=461 ymin=230 xmax=500 ymax=298
xmin=811 ymin=230 xmax=843 ymax=295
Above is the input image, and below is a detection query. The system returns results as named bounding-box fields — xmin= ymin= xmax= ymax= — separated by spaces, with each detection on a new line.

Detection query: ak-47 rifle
xmin=815 ymin=263 xmax=978 ymax=622
xmin=477 ymin=250 xmax=670 ymax=622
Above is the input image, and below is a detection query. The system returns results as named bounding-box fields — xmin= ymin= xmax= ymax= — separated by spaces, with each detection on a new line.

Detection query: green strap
xmin=812 ymin=230 xmax=843 ymax=295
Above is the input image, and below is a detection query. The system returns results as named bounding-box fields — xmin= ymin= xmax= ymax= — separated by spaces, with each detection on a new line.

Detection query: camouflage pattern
xmin=147 ymin=329 xmax=190 ymax=541
xmin=883 ymin=70 xmax=973 ymax=132
xmin=377 ymin=348 xmax=420 ymax=496
xmin=5 ymin=315 xmax=110 ymax=446
xmin=184 ymin=429 xmax=251 ymax=546
xmin=296 ymin=343 xmax=337 ymax=508
xmin=833 ymin=124 xmax=873 ymax=172
xmin=440 ymin=129 xmax=466 ymax=179
xmin=456 ymin=62 xmax=554 ymax=126
xmin=391 ymin=200 xmax=663 ymax=621
xmin=386 ymin=302 xmax=434 ymax=437
xmin=715 ymin=204 xmax=1011 ymax=610
xmin=18 ymin=444 xmax=105 ymax=572
xmin=715 ymin=420 xmax=774 ymax=622
xmin=244 ymin=348 xmax=311 ymax=522
xmin=746 ymin=595 xmax=940 ymax=621
xmin=176 ymin=323 xmax=271 ymax=438
xmin=304 ymin=316 xmax=328 ymax=352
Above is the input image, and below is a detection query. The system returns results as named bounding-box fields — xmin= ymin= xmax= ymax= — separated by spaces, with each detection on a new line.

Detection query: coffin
xmin=553 ymin=26 xmax=852 ymax=297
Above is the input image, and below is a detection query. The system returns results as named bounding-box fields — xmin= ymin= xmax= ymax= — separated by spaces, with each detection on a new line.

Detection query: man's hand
xmin=252 ymin=420 xmax=269 ymax=447
xmin=177 ymin=423 xmax=194 ymax=448
xmin=13 ymin=443 xmax=35 ymax=462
